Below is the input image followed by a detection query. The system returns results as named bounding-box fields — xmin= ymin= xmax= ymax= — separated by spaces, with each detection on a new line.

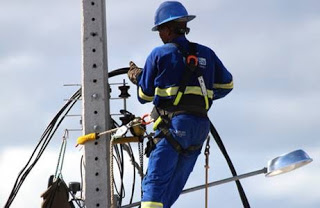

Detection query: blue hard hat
xmin=152 ymin=1 xmax=196 ymax=31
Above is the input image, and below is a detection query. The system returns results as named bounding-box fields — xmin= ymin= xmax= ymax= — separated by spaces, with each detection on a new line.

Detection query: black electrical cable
xmin=111 ymin=120 xmax=125 ymax=202
xmin=127 ymin=143 xmax=136 ymax=204
xmin=108 ymin=67 xmax=129 ymax=78
xmin=119 ymin=144 xmax=125 ymax=204
xmin=111 ymin=117 xmax=141 ymax=206
xmin=5 ymin=89 xmax=81 ymax=208
xmin=4 ymin=67 xmax=129 ymax=207
xmin=80 ymin=155 xmax=84 ymax=199
xmin=112 ymin=145 xmax=125 ymax=198
xmin=108 ymin=68 xmax=130 ymax=206
xmin=112 ymin=154 xmax=123 ymax=195
xmin=210 ymin=123 xmax=250 ymax=208
xmin=114 ymin=145 xmax=125 ymax=205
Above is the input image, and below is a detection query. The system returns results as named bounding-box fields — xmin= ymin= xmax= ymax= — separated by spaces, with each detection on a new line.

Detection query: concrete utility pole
xmin=81 ymin=0 xmax=111 ymax=207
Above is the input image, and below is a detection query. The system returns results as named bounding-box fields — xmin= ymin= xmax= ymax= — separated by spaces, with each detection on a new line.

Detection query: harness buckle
xmin=187 ymin=55 xmax=198 ymax=66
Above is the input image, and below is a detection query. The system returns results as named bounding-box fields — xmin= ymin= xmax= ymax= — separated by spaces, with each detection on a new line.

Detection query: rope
xmin=109 ymin=118 xmax=147 ymax=207
xmin=110 ymin=138 xmax=115 ymax=207
xmin=138 ymin=141 xmax=144 ymax=198
xmin=99 ymin=115 xmax=152 ymax=138
xmin=204 ymin=136 xmax=210 ymax=208
xmin=99 ymin=121 xmax=142 ymax=137
xmin=54 ymin=129 xmax=69 ymax=179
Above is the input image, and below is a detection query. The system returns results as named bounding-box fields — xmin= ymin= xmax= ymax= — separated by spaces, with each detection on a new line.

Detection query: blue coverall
xmin=137 ymin=36 xmax=233 ymax=208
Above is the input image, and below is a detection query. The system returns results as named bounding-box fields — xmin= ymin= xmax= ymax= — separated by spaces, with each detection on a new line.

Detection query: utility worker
xmin=128 ymin=1 xmax=233 ymax=208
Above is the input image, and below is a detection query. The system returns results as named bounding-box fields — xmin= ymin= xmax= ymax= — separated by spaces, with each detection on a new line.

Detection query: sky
xmin=0 ymin=0 xmax=319 ymax=207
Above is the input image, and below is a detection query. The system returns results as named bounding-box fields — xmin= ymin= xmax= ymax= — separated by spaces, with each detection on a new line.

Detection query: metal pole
xmin=81 ymin=0 xmax=111 ymax=207
xmin=121 ymin=168 xmax=267 ymax=208
xmin=182 ymin=167 xmax=267 ymax=195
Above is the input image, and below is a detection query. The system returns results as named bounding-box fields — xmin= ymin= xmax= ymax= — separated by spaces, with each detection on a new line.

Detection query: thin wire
xmin=111 ymin=120 xmax=126 ymax=205
xmin=4 ymin=89 xmax=81 ymax=208
xmin=119 ymin=144 xmax=125 ymax=204
xmin=112 ymin=154 xmax=123 ymax=196
xmin=128 ymin=143 xmax=136 ymax=204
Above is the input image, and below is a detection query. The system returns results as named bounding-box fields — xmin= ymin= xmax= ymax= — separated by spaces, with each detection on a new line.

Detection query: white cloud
xmin=0 ymin=140 xmax=317 ymax=207
xmin=247 ymin=148 xmax=320 ymax=207
xmin=0 ymin=0 xmax=319 ymax=207
xmin=0 ymin=147 xmax=82 ymax=208
xmin=0 ymin=53 xmax=40 ymax=73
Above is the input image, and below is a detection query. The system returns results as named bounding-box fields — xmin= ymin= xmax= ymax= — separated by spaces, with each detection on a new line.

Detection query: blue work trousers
xmin=141 ymin=114 xmax=210 ymax=208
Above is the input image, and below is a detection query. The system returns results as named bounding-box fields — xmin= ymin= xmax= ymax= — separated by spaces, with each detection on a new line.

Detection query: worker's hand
xmin=128 ymin=61 xmax=142 ymax=85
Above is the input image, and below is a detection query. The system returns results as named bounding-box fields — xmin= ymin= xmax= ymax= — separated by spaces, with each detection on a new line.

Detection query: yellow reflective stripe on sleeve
xmin=139 ymin=87 xmax=154 ymax=101
xmin=141 ymin=201 xmax=163 ymax=208
xmin=213 ymin=81 xmax=234 ymax=89
xmin=155 ymin=86 xmax=213 ymax=99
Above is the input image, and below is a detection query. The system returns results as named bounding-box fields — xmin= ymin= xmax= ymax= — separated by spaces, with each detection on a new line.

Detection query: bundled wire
xmin=4 ymin=67 xmax=131 ymax=207
xmin=111 ymin=118 xmax=138 ymax=206
xmin=4 ymin=89 xmax=81 ymax=208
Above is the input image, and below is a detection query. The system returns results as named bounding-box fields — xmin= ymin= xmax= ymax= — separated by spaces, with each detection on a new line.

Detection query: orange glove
xmin=128 ymin=61 xmax=142 ymax=85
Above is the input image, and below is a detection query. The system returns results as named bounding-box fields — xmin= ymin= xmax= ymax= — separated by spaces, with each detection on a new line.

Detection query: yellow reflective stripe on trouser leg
xmin=173 ymin=91 xmax=183 ymax=106
xmin=141 ymin=201 xmax=163 ymax=208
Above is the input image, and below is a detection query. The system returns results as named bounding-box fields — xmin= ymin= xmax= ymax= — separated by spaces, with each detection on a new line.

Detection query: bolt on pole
xmin=81 ymin=0 xmax=112 ymax=207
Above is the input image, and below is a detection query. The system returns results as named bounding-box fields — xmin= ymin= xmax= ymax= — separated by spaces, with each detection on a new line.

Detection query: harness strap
xmin=173 ymin=42 xmax=209 ymax=110
xmin=155 ymin=115 xmax=202 ymax=155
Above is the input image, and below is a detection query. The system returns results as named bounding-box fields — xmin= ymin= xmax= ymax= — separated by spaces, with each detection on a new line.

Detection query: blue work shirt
xmin=137 ymin=36 xmax=233 ymax=109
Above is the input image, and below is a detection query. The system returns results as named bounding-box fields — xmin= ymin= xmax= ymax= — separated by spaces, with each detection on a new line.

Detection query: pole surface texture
xmin=81 ymin=0 xmax=111 ymax=207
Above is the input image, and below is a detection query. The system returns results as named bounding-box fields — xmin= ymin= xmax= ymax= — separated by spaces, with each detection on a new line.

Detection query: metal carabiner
xmin=141 ymin=113 xmax=154 ymax=125
xmin=186 ymin=55 xmax=198 ymax=66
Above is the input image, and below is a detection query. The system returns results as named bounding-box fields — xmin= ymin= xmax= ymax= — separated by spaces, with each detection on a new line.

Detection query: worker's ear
xmin=167 ymin=26 xmax=174 ymax=36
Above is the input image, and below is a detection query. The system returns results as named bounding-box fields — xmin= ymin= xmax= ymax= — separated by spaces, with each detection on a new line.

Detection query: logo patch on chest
xmin=198 ymin=57 xmax=207 ymax=68
xmin=174 ymin=130 xmax=187 ymax=137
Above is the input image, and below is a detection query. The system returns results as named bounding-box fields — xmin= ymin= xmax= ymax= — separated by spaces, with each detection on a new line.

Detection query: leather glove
xmin=128 ymin=61 xmax=142 ymax=85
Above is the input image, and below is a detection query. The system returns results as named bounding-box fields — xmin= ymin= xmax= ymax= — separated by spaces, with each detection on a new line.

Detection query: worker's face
xmin=158 ymin=25 xmax=170 ymax=44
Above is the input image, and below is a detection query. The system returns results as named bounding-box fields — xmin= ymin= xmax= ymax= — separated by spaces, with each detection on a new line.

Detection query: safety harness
xmin=150 ymin=42 xmax=251 ymax=208
xmin=172 ymin=42 xmax=209 ymax=110
xmin=150 ymin=42 xmax=207 ymax=155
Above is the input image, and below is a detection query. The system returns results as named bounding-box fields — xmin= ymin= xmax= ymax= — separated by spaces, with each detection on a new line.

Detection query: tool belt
xmin=146 ymin=106 xmax=207 ymax=156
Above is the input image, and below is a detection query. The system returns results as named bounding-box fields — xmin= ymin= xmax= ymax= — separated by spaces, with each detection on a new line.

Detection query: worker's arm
xmin=128 ymin=61 xmax=142 ymax=85
xmin=137 ymin=50 xmax=157 ymax=104
xmin=212 ymin=52 xmax=233 ymax=100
